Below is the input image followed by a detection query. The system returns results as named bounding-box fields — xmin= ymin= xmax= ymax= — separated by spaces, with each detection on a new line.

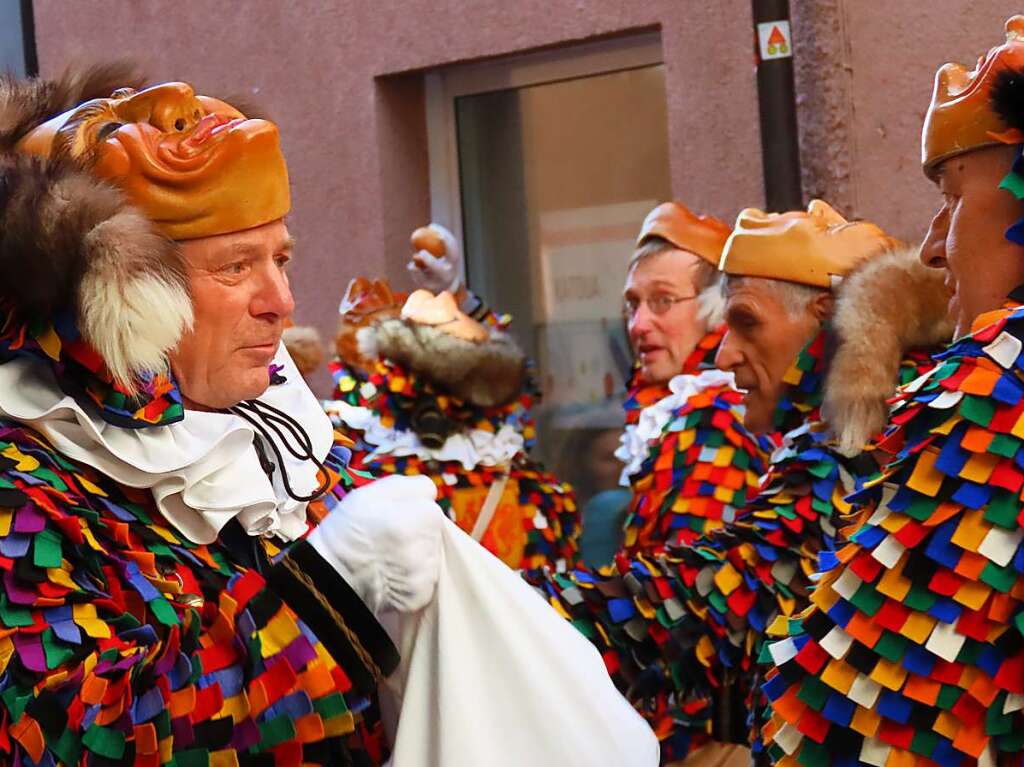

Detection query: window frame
xmin=424 ymin=31 xmax=664 ymax=282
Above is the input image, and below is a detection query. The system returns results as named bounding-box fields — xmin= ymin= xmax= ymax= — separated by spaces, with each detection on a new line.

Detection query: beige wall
xmin=31 ymin=0 xmax=1020 ymax=391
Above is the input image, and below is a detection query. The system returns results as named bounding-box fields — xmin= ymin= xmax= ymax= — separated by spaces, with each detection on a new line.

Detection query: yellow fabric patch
xmin=713 ymin=563 xmax=743 ymax=596
xmin=257 ymin=607 xmax=301 ymax=656
xmin=906 ymin=447 xmax=943 ymax=497
xmin=73 ymin=603 xmax=113 ymax=638
xmin=1 ymin=445 xmax=39 ymax=472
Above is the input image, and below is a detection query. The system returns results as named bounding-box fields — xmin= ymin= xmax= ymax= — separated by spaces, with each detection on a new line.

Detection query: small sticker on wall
xmin=757 ymin=20 xmax=792 ymax=60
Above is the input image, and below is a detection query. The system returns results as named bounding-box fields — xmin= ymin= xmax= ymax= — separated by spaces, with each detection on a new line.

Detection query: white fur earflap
xmin=78 ymin=209 xmax=192 ymax=389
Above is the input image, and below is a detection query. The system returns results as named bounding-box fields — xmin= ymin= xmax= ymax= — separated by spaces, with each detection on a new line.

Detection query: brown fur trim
xmin=0 ymin=154 xmax=191 ymax=388
xmin=0 ymin=61 xmax=144 ymax=150
xmin=0 ymin=65 xmax=194 ymax=390
xmin=365 ymin=319 xmax=526 ymax=407
xmin=824 ymin=245 xmax=954 ymax=455
xmin=283 ymin=326 xmax=325 ymax=376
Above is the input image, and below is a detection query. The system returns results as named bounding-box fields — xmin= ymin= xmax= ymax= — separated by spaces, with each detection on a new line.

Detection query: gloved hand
xmin=307 ymin=474 xmax=444 ymax=615
xmin=407 ymin=223 xmax=462 ymax=294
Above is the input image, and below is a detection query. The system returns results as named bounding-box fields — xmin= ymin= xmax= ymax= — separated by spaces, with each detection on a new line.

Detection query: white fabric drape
xmin=382 ymin=520 xmax=660 ymax=767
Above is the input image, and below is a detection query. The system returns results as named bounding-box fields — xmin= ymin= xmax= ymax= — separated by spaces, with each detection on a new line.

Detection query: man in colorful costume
xmin=527 ymin=201 xmax=952 ymax=765
xmin=0 ymin=67 xmax=658 ymax=766
xmin=617 ymin=202 xmax=770 ymax=555
xmin=326 ymin=227 xmax=579 ymax=571
xmin=763 ymin=16 xmax=1024 ymax=767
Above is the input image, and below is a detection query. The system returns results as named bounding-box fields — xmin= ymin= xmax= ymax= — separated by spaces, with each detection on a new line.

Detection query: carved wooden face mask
xmin=17 ymin=81 xmax=290 ymax=240
xmin=401 ymin=290 xmax=488 ymax=343
xmin=719 ymin=200 xmax=894 ymax=289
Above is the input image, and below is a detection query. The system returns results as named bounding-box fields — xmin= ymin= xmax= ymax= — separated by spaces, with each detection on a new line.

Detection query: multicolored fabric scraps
xmin=527 ymin=328 xmax=940 ymax=764
xmin=328 ymin=358 xmax=578 ymax=570
xmin=0 ymin=416 xmax=394 ymax=766
xmin=764 ymin=298 xmax=1024 ymax=767
xmin=619 ymin=327 xmax=771 ymax=553
xmin=0 ymin=307 xmax=183 ymax=428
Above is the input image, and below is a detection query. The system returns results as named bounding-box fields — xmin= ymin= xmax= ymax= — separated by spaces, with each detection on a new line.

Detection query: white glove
xmin=307 ymin=474 xmax=444 ymax=615
xmin=407 ymin=223 xmax=462 ymax=294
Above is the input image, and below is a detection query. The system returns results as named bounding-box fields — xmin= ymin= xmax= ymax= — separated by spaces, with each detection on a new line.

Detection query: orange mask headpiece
xmin=718 ymin=200 xmax=894 ymax=289
xmin=401 ymin=290 xmax=489 ymax=343
xmin=636 ymin=202 xmax=731 ymax=266
xmin=335 ymin=278 xmax=404 ymax=370
xmin=17 ymin=81 xmax=290 ymax=239
xmin=922 ymin=16 xmax=1024 ymax=178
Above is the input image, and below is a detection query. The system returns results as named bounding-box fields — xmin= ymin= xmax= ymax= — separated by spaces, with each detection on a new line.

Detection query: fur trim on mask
xmin=363 ymin=318 xmax=526 ymax=407
xmin=283 ymin=325 xmax=324 ymax=376
xmin=991 ymin=66 xmax=1024 ymax=135
xmin=824 ymin=245 xmax=954 ymax=456
xmin=0 ymin=65 xmax=192 ymax=390
xmin=0 ymin=61 xmax=145 ymax=150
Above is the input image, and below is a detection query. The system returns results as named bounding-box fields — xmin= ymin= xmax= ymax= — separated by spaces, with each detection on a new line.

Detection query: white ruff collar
xmin=615 ymin=369 xmax=737 ymax=485
xmin=0 ymin=344 xmax=332 ymax=545
xmin=324 ymin=400 xmax=524 ymax=470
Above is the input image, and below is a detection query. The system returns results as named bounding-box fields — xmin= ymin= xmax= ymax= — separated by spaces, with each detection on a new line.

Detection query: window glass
xmin=455 ymin=65 xmax=671 ymax=499
xmin=0 ymin=1 xmax=31 ymax=78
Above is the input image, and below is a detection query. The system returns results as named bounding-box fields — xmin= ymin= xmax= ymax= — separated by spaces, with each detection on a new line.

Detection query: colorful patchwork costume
xmin=326 ymin=277 xmax=579 ymax=571
xmin=765 ymin=19 xmax=1024 ymax=767
xmin=0 ymin=69 xmax=399 ymax=765
xmin=529 ymin=210 xmax=953 ymax=763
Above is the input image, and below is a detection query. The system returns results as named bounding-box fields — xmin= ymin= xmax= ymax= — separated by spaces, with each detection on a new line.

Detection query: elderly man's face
xmin=715 ymin=278 xmax=828 ymax=433
xmin=624 ymin=250 xmax=707 ymax=385
xmin=920 ymin=144 xmax=1024 ymax=337
xmin=170 ymin=219 xmax=295 ymax=409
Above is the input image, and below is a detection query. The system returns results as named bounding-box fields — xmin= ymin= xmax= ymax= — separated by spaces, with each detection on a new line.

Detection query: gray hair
xmin=723 ymin=275 xmax=828 ymax=318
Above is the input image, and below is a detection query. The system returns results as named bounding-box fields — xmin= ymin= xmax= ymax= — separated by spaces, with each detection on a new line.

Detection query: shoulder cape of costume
xmin=328 ymin=356 xmax=579 ymax=570
xmin=0 ymin=313 xmax=399 ymax=766
xmin=619 ymin=327 xmax=773 ymax=554
xmin=764 ymin=296 xmax=1024 ymax=767
xmin=526 ymin=329 xmax=939 ymax=763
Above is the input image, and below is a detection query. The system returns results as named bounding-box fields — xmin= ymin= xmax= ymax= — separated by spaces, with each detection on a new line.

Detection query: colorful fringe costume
xmin=617 ymin=327 xmax=771 ymax=556
xmin=764 ymin=295 xmax=1024 ymax=767
xmin=0 ymin=315 xmax=398 ymax=766
xmin=328 ymin=353 xmax=578 ymax=571
xmin=528 ymin=247 xmax=953 ymax=763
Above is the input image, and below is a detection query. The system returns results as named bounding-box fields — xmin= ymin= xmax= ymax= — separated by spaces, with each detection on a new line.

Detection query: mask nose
xmin=120 ymin=82 xmax=203 ymax=134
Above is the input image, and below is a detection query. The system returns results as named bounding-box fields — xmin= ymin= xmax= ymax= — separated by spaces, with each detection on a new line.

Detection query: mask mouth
xmin=156 ymin=116 xmax=256 ymax=173
xmin=176 ymin=114 xmax=244 ymax=156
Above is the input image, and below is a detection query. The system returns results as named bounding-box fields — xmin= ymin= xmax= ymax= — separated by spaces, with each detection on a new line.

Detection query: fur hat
xmin=1 ymin=64 xmax=290 ymax=391
xmin=0 ymin=64 xmax=194 ymax=390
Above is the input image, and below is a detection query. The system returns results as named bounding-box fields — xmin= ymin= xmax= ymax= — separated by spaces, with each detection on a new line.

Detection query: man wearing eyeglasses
xmin=616 ymin=202 xmax=771 ymax=560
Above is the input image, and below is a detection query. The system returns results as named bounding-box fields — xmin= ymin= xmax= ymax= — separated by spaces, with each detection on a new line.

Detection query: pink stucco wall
xmin=30 ymin=1 xmax=1018 ymax=391
xmin=790 ymin=1 xmax=1022 ymax=242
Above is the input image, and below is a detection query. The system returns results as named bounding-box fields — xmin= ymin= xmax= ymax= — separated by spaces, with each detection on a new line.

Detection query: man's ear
xmin=809 ymin=290 xmax=835 ymax=322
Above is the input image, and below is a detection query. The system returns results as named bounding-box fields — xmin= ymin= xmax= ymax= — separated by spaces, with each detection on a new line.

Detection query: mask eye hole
xmin=96 ymin=122 xmax=123 ymax=141
xmin=174 ymin=118 xmax=186 ymax=131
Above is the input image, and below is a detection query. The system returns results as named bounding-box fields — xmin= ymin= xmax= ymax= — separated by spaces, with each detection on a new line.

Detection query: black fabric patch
xmin=191 ymin=717 xmax=233 ymax=750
